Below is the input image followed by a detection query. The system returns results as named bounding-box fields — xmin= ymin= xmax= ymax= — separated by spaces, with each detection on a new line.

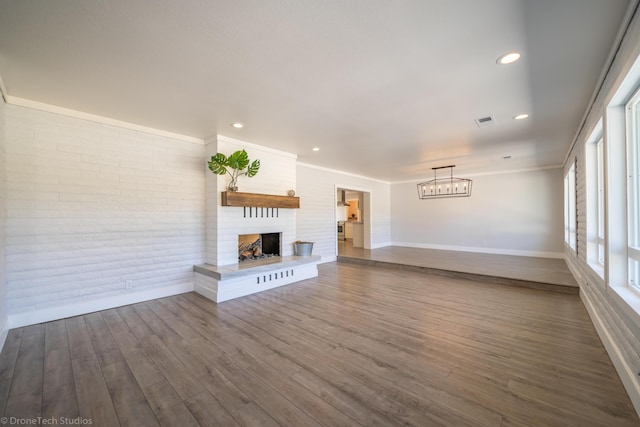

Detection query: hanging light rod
xmin=417 ymin=165 xmax=472 ymax=199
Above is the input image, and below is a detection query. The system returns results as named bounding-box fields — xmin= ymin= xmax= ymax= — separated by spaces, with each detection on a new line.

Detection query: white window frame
xmin=627 ymin=87 xmax=640 ymax=291
xmin=586 ymin=121 xmax=605 ymax=277
xmin=597 ymin=138 xmax=606 ymax=264
xmin=601 ymin=53 xmax=640 ymax=320
xmin=564 ymin=161 xmax=577 ymax=251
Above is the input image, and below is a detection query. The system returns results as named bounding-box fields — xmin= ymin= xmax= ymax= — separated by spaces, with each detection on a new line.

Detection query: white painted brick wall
xmin=296 ymin=164 xmax=391 ymax=261
xmin=4 ymin=105 xmax=206 ymax=314
xmin=0 ymin=98 xmax=7 ymax=331
xmin=561 ymin=9 xmax=640 ymax=412
xmin=204 ymin=136 xmax=220 ymax=265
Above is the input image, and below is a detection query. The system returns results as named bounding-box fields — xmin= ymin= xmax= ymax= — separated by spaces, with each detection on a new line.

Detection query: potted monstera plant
xmin=207 ymin=149 xmax=260 ymax=191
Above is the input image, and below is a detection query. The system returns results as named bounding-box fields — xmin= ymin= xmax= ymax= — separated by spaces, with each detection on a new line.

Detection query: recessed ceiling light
xmin=231 ymin=122 xmax=244 ymax=129
xmin=496 ymin=52 xmax=521 ymax=65
xmin=513 ymin=114 xmax=529 ymax=120
xmin=312 ymin=147 xmax=320 ymax=152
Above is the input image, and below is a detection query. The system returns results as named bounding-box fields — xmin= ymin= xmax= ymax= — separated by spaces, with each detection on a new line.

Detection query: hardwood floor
xmin=0 ymin=262 xmax=637 ymax=426
xmin=338 ymin=240 xmax=578 ymax=292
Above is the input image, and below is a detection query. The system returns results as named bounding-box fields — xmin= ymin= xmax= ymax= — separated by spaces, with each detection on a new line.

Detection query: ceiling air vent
xmin=474 ymin=115 xmax=496 ymax=127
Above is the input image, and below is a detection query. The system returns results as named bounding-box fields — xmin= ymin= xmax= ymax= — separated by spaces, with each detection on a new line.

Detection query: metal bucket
xmin=293 ymin=242 xmax=314 ymax=256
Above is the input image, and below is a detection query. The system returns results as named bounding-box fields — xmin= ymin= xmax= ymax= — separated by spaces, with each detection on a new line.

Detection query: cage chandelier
xmin=417 ymin=165 xmax=472 ymax=199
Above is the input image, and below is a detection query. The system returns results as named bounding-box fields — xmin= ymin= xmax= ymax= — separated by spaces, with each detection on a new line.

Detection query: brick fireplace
xmin=193 ymin=135 xmax=320 ymax=303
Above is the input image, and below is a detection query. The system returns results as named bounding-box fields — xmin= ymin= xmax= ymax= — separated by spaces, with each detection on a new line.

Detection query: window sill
xmin=588 ymin=262 xmax=605 ymax=280
xmin=608 ymin=283 xmax=640 ymax=331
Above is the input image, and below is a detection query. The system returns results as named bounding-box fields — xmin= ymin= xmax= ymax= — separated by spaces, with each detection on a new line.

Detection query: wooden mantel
xmin=221 ymin=191 xmax=300 ymax=208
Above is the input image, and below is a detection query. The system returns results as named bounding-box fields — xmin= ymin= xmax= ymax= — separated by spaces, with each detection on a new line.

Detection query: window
xmin=586 ymin=121 xmax=605 ymax=274
xmin=627 ymin=87 xmax=640 ymax=290
xmin=564 ymin=161 xmax=576 ymax=251
xmin=597 ymin=138 xmax=605 ymax=264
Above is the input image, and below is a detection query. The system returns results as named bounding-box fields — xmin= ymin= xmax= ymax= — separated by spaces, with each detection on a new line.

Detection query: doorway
xmin=336 ymin=186 xmax=371 ymax=256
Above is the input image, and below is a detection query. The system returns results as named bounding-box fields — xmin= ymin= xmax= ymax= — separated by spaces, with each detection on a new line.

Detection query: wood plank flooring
xmin=0 ymin=262 xmax=637 ymax=426
xmin=338 ymin=241 xmax=578 ymax=292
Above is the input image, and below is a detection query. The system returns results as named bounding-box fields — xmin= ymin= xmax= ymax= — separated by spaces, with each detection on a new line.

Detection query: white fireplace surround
xmin=205 ymin=136 xmax=298 ymax=266
xmin=196 ymin=135 xmax=319 ymax=302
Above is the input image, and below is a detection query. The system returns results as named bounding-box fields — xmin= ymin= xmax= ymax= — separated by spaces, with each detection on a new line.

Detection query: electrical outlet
xmin=125 ymin=280 xmax=133 ymax=289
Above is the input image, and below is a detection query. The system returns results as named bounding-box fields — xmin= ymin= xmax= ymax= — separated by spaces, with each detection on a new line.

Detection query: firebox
xmin=238 ymin=232 xmax=282 ymax=262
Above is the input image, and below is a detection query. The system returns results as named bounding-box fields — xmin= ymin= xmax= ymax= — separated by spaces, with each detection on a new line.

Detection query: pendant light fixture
xmin=417 ymin=165 xmax=472 ymax=199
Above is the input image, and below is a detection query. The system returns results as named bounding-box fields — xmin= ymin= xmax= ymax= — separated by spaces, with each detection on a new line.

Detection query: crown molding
xmin=215 ymin=134 xmax=298 ymax=159
xmin=5 ymin=94 xmax=204 ymax=144
xmin=296 ymin=162 xmax=391 ymax=184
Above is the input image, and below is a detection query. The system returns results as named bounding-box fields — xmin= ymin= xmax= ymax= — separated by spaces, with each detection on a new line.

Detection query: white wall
xmin=4 ymin=104 xmax=205 ymax=327
xmin=0 ymin=96 xmax=7 ymax=347
xmin=206 ymin=136 xmax=298 ymax=266
xmin=296 ymin=164 xmax=391 ymax=262
xmin=391 ymin=168 xmax=564 ymax=257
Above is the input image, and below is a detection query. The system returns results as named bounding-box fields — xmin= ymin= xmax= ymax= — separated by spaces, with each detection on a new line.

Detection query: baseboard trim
xmin=8 ymin=283 xmax=194 ymax=329
xmin=391 ymin=241 xmax=564 ymax=259
xmin=581 ymin=287 xmax=640 ymax=418
xmin=370 ymin=242 xmax=392 ymax=249
xmin=320 ymin=255 xmax=337 ymax=264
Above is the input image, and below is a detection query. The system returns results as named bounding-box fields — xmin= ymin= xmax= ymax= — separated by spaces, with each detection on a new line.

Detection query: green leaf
xmin=227 ymin=150 xmax=250 ymax=170
xmin=207 ymin=153 xmax=228 ymax=175
xmin=246 ymin=159 xmax=260 ymax=177
xmin=208 ymin=149 xmax=260 ymax=182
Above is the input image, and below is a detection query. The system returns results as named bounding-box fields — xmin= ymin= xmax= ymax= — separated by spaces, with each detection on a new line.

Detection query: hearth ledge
xmin=194 ymin=256 xmax=321 ymax=303
xmin=194 ymin=255 xmax=321 ymax=280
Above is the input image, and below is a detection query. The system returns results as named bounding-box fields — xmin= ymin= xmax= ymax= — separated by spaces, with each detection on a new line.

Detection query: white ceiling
xmin=0 ymin=0 xmax=631 ymax=182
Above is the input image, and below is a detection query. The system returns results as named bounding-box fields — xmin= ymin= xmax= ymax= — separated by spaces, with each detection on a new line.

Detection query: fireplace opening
xmin=238 ymin=232 xmax=281 ymax=262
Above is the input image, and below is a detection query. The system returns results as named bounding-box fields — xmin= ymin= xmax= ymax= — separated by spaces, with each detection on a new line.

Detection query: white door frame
xmin=335 ymin=184 xmax=373 ymax=255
